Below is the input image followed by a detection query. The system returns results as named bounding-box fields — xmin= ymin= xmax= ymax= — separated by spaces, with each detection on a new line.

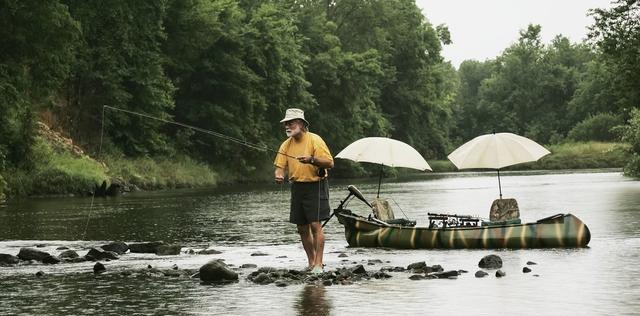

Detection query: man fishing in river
xmin=274 ymin=108 xmax=334 ymax=274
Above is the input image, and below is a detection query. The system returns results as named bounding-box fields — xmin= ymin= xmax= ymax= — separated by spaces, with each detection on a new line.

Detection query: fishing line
xmin=102 ymin=105 xmax=297 ymax=159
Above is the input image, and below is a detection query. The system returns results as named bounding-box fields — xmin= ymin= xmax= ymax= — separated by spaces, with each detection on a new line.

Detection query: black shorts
xmin=290 ymin=180 xmax=330 ymax=225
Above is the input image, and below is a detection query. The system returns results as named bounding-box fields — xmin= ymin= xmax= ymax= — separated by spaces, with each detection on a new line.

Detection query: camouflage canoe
xmin=334 ymin=209 xmax=591 ymax=249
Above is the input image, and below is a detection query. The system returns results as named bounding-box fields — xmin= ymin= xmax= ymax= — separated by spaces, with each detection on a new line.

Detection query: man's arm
xmin=296 ymin=156 xmax=334 ymax=169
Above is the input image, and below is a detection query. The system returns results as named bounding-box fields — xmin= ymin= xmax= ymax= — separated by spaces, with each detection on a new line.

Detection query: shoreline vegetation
xmin=0 ymin=131 xmax=630 ymax=200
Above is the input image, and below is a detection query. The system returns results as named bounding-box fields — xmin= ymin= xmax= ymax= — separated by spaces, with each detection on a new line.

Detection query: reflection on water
xmin=1 ymin=171 xmax=640 ymax=315
xmin=296 ymin=285 xmax=331 ymax=316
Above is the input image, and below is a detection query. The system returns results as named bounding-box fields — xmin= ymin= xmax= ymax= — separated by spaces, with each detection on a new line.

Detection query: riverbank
xmin=0 ymin=130 xmax=631 ymax=199
xmin=426 ymin=141 xmax=630 ymax=172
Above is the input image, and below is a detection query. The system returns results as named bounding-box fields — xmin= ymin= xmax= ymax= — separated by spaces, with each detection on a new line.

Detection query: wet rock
xmin=475 ymin=270 xmax=489 ymax=278
xmin=129 ymin=242 xmax=164 ymax=254
xmin=17 ymin=248 xmax=51 ymax=261
xmin=241 ymin=263 xmax=258 ymax=269
xmin=458 ymin=269 xmax=469 ymax=274
xmin=372 ymin=271 xmax=392 ymax=279
xmin=106 ymin=182 xmax=122 ymax=197
xmin=322 ymin=280 xmax=333 ymax=286
xmin=93 ymin=262 xmax=106 ymax=274
xmin=35 ymin=244 xmax=46 ymax=248
xmin=42 ymin=255 xmax=61 ymax=264
xmin=156 ymin=244 xmax=181 ymax=256
xmin=407 ymin=261 xmax=427 ymax=271
xmin=59 ymin=250 xmax=79 ymax=259
xmin=0 ymin=254 xmax=19 ymax=265
xmin=275 ymin=280 xmax=289 ymax=287
xmin=409 ymin=274 xmax=426 ymax=280
xmin=56 ymin=246 xmax=69 ymax=250
xmin=35 ymin=271 xmax=45 ymax=277
xmin=350 ymin=264 xmax=367 ymax=275
xmin=523 ymin=267 xmax=532 ymax=273
xmin=368 ymin=259 xmax=383 ymax=264
xmin=172 ymin=264 xmax=179 ymax=270
xmin=94 ymin=180 xmax=108 ymax=197
xmin=251 ymin=252 xmax=269 ymax=256
xmin=101 ymin=241 xmax=129 ymax=255
xmin=162 ymin=269 xmax=182 ymax=277
xmin=426 ymin=264 xmax=444 ymax=273
xmin=527 ymin=261 xmax=537 ymax=265
xmin=198 ymin=248 xmax=222 ymax=255
xmin=199 ymin=259 xmax=239 ymax=282
xmin=190 ymin=272 xmax=200 ymax=279
xmin=62 ymin=257 xmax=87 ymax=263
xmin=495 ymin=270 xmax=506 ymax=278
xmin=252 ymin=273 xmax=274 ymax=285
xmin=429 ymin=270 xmax=460 ymax=279
xmin=338 ymin=253 xmax=348 ymax=258
xmin=478 ymin=254 xmax=503 ymax=269
xmin=86 ymin=248 xmax=119 ymax=261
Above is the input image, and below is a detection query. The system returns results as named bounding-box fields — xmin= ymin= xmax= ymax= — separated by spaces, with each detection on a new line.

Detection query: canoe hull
xmin=335 ymin=211 xmax=591 ymax=249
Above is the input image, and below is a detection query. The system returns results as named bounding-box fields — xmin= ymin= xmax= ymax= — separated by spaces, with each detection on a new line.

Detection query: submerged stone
xmin=523 ymin=267 xmax=532 ymax=273
xmin=0 ymin=254 xmax=19 ymax=265
xmin=478 ymin=254 xmax=503 ymax=269
xmin=199 ymin=259 xmax=238 ymax=282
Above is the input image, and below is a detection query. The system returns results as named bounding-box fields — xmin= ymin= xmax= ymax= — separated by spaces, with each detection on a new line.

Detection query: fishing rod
xmin=102 ymin=105 xmax=297 ymax=159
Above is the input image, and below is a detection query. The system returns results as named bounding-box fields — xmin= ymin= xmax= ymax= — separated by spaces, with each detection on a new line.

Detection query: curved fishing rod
xmin=102 ymin=105 xmax=297 ymax=159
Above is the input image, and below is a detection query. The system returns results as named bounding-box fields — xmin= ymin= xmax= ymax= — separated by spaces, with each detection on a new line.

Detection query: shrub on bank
xmin=429 ymin=142 xmax=628 ymax=172
xmin=105 ymin=155 xmax=217 ymax=190
xmin=5 ymin=138 xmax=107 ymax=196
xmin=515 ymin=142 xmax=629 ymax=170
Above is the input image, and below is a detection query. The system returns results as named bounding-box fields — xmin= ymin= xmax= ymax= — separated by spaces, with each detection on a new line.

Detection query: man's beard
xmin=286 ymin=126 xmax=301 ymax=137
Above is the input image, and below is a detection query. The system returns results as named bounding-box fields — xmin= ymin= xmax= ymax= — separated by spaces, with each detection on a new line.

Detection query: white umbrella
xmin=447 ymin=132 xmax=550 ymax=198
xmin=336 ymin=137 xmax=432 ymax=197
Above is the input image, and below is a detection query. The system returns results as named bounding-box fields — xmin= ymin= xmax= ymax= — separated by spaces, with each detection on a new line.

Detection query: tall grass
xmin=105 ymin=155 xmax=217 ymax=190
xmin=6 ymin=138 xmax=108 ymax=196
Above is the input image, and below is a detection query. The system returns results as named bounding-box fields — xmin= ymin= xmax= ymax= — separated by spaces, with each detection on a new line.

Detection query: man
xmin=274 ymin=108 xmax=334 ymax=274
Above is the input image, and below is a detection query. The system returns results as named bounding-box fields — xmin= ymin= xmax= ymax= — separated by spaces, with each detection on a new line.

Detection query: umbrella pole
xmin=497 ymin=169 xmax=502 ymax=199
xmin=377 ymin=165 xmax=383 ymax=198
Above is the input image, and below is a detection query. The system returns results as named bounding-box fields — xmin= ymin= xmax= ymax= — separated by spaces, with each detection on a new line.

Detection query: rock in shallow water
xmin=0 ymin=254 xmax=19 ymax=265
xmin=523 ymin=267 xmax=532 ymax=273
xmin=199 ymin=259 xmax=238 ymax=282
xmin=93 ymin=262 xmax=106 ymax=274
xmin=478 ymin=254 xmax=503 ymax=269
xmin=475 ymin=270 xmax=489 ymax=278
xmin=17 ymin=248 xmax=51 ymax=262
xmin=101 ymin=241 xmax=129 ymax=255
xmin=495 ymin=270 xmax=506 ymax=277
xmin=42 ymin=255 xmax=61 ymax=264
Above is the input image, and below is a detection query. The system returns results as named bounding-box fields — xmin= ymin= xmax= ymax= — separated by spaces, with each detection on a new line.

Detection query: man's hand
xmin=275 ymin=167 xmax=285 ymax=184
xmin=297 ymin=156 xmax=314 ymax=164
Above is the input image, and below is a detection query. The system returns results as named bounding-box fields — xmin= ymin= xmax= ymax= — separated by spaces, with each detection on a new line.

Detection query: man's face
xmin=284 ymin=120 xmax=304 ymax=137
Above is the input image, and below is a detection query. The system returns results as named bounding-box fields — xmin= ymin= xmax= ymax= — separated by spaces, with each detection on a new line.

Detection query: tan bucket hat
xmin=280 ymin=108 xmax=309 ymax=126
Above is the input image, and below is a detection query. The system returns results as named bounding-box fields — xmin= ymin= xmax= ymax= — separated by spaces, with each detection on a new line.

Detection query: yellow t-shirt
xmin=274 ymin=132 xmax=333 ymax=182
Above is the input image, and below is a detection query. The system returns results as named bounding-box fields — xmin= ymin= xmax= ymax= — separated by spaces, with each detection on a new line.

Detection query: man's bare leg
xmin=297 ymin=224 xmax=315 ymax=268
xmin=309 ymin=221 xmax=325 ymax=268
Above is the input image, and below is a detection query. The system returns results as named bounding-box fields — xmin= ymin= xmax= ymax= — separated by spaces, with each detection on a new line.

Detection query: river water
xmin=0 ymin=171 xmax=639 ymax=315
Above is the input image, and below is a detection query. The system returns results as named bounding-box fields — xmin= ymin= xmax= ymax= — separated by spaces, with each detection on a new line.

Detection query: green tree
xmin=62 ymin=0 xmax=175 ymax=156
xmin=589 ymin=0 xmax=640 ymax=175
xmin=0 ymin=0 xmax=79 ymax=168
xmin=325 ymin=0 xmax=453 ymax=157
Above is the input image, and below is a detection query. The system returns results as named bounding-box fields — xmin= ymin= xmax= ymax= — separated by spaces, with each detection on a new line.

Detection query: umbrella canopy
xmin=336 ymin=137 xmax=431 ymax=197
xmin=336 ymin=137 xmax=432 ymax=171
xmin=447 ymin=132 xmax=550 ymax=198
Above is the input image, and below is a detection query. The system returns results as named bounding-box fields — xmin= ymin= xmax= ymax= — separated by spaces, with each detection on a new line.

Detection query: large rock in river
xmin=129 ymin=242 xmax=164 ymax=254
xmin=478 ymin=254 xmax=503 ymax=269
xmin=101 ymin=241 xmax=129 ymax=255
xmin=199 ymin=259 xmax=238 ymax=282
xmin=85 ymin=247 xmax=119 ymax=261
xmin=0 ymin=253 xmax=19 ymax=265
xmin=17 ymin=248 xmax=51 ymax=261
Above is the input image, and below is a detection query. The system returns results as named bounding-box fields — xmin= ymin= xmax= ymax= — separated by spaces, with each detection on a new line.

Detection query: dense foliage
xmin=1 ymin=0 xmax=639 ymax=197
